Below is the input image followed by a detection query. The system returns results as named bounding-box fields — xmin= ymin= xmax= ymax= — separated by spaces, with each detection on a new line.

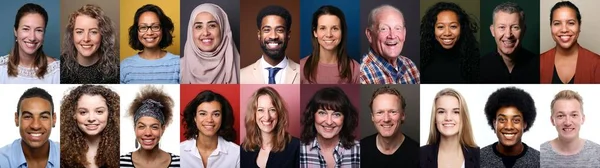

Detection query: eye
xmin=91 ymin=31 xmax=99 ymax=35
xmin=276 ymin=28 xmax=285 ymax=33
xmin=262 ymin=28 xmax=270 ymax=33
xmin=436 ymin=25 xmax=443 ymax=29
xmin=209 ymin=24 xmax=217 ymax=28
xmin=151 ymin=125 xmax=159 ymax=130
xmin=450 ymin=25 xmax=458 ymax=29
xmin=96 ymin=110 xmax=104 ymax=114
xmin=79 ymin=111 xmax=87 ymax=115
xmin=333 ymin=112 xmax=343 ymax=117
xmin=437 ymin=110 xmax=444 ymax=114
xmin=453 ymin=110 xmax=460 ymax=114
xmin=512 ymin=118 xmax=521 ymax=124
xmin=195 ymin=25 xmax=202 ymax=30
xmin=319 ymin=27 xmax=325 ymax=30
xmin=198 ymin=112 xmax=206 ymax=116
xmin=213 ymin=112 xmax=221 ymax=117
xmin=75 ymin=30 xmax=83 ymax=34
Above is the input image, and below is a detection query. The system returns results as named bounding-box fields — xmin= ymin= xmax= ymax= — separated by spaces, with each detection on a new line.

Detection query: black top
xmin=552 ymin=65 xmax=575 ymax=84
xmin=240 ymin=137 xmax=300 ymax=168
xmin=422 ymin=44 xmax=478 ymax=83
xmin=492 ymin=142 xmax=530 ymax=168
xmin=360 ymin=133 xmax=419 ymax=168
xmin=60 ymin=60 xmax=119 ymax=84
xmin=420 ymin=143 xmax=480 ymax=168
xmin=480 ymin=48 xmax=540 ymax=83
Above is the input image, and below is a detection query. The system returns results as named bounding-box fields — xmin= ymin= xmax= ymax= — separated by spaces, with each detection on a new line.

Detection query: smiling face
xmin=135 ymin=116 xmax=164 ymax=150
xmin=435 ymin=95 xmax=461 ymax=137
xmin=15 ymin=97 xmax=55 ymax=150
xmin=551 ymin=99 xmax=584 ymax=141
xmin=256 ymin=95 xmax=278 ymax=134
xmin=434 ymin=10 xmax=460 ymax=49
xmin=371 ymin=93 xmax=403 ymax=138
xmin=75 ymin=95 xmax=109 ymax=137
xmin=193 ymin=12 xmax=222 ymax=52
xmin=314 ymin=109 xmax=343 ymax=140
xmin=551 ymin=7 xmax=580 ymax=50
xmin=195 ymin=101 xmax=222 ymax=138
xmin=494 ymin=106 xmax=525 ymax=148
xmin=367 ymin=8 xmax=405 ymax=59
xmin=314 ymin=14 xmax=342 ymax=52
xmin=137 ymin=11 xmax=162 ymax=49
xmin=258 ymin=15 xmax=290 ymax=60
xmin=73 ymin=15 xmax=101 ymax=58
xmin=14 ymin=13 xmax=45 ymax=56
xmin=491 ymin=11 xmax=522 ymax=56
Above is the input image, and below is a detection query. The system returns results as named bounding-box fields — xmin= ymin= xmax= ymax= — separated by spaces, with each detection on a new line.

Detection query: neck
xmin=85 ymin=134 xmax=101 ymax=149
xmin=263 ymin=54 xmax=285 ymax=67
xmin=18 ymin=52 xmax=36 ymax=68
xmin=21 ymin=140 xmax=49 ymax=163
xmin=77 ymin=53 xmax=100 ymax=67
xmin=316 ymin=135 xmax=339 ymax=150
xmin=496 ymin=141 xmax=524 ymax=156
xmin=439 ymin=134 xmax=461 ymax=152
xmin=372 ymin=50 xmax=397 ymax=68
xmin=319 ymin=48 xmax=338 ymax=64
xmin=498 ymin=49 xmax=517 ymax=73
xmin=140 ymin=48 xmax=165 ymax=60
xmin=376 ymin=133 xmax=404 ymax=154
xmin=196 ymin=134 xmax=218 ymax=151
xmin=555 ymin=43 xmax=579 ymax=57
xmin=261 ymin=132 xmax=273 ymax=150
xmin=553 ymin=137 xmax=584 ymax=154
xmin=136 ymin=145 xmax=162 ymax=161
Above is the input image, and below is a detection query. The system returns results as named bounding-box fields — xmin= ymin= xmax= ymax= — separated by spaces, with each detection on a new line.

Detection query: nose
xmin=325 ymin=114 xmax=334 ymax=125
xmin=267 ymin=30 xmax=278 ymax=40
xmin=504 ymin=28 xmax=513 ymax=38
xmin=143 ymin=127 xmax=152 ymax=136
xmin=201 ymin=27 xmax=210 ymax=37
xmin=31 ymin=117 xmax=42 ymax=130
xmin=265 ymin=112 xmax=271 ymax=120
xmin=206 ymin=115 xmax=214 ymax=122
xmin=383 ymin=112 xmax=391 ymax=122
xmin=560 ymin=23 xmax=568 ymax=33
xmin=83 ymin=32 xmax=90 ymax=42
xmin=505 ymin=120 xmax=515 ymax=130
xmin=87 ymin=112 xmax=96 ymax=123
xmin=444 ymin=111 xmax=451 ymax=121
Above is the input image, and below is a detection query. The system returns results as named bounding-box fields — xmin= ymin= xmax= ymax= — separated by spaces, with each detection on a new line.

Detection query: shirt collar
xmin=13 ymin=139 xmax=58 ymax=168
xmin=368 ymin=48 xmax=400 ymax=71
xmin=260 ymin=55 xmax=288 ymax=69
xmin=309 ymin=138 xmax=342 ymax=154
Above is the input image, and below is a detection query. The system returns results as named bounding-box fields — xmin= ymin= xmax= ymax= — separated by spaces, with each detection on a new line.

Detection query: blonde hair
xmin=551 ymin=90 xmax=583 ymax=115
xmin=242 ymin=87 xmax=291 ymax=152
xmin=426 ymin=88 xmax=477 ymax=148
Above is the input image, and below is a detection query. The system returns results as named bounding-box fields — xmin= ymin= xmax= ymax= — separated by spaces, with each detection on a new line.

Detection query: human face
xmin=551 ymin=7 xmax=580 ymax=50
xmin=195 ymin=101 xmax=222 ymax=137
xmin=435 ymin=11 xmax=460 ymax=49
xmin=367 ymin=9 xmax=405 ymax=59
xmin=75 ymin=95 xmax=109 ymax=137
xmin=257 ymin=15 xmax=289 ymax=60
xmin=435 ymin=96 xmax=461 ymax=137
xmin=135 ymin=117 xmax=164 ymax=150
xmin=494 ymin=106 xmax=525 ymax=148
xmin=256 ymin=95 xmax=278 ymax=134
xmin=193 ymin=12 xmax=222 ymax=52
xmin=314 ymin=109 xmax=343 ymax=140
xmin=14 ymin=13 xmax=45 ymax=56
xmin=491 ymin=12 xmax=522 ymax=57
xmin=551 ymin=99 xmax=584 ymax=141
xmin=137 ymin=12 xmax=162 ymax=49
xmin=73 ymin=15 xmax=101 ymax=58
xmin=371 ymin=94 xmax=404 ymax=138
xmin=14 ymin=97 xmax=55 ymax=149
xmin=314 ymin=14 xmax=342 ymax=52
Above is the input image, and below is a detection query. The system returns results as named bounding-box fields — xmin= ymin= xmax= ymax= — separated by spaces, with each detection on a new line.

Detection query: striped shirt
xmin=300 ymin=138 xmax=360 ymax=168
xmin=120 ymin=52 xmax=180 ymax=84
xmin=360 ymin=49 xmax=420 ymax=84
xmin=120 ymin=152 xmax=180 ymax=167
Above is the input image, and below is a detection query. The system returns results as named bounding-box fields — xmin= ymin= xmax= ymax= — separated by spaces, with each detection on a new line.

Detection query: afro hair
xmin=484 ymin=87 xmax=536 ymax=132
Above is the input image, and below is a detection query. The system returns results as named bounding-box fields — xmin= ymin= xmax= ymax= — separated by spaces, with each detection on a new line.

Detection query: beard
xmin=260 ymin=38 xmax=288 ymax=60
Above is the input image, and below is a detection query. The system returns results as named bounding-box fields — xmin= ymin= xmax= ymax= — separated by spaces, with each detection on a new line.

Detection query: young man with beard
xmin=240 ymin=5 xmax=300 ymax=84
xmin=481 ymin=87 xmax=539 ymax=168
xmin=480 ymin=2 xmax=539 ymax=83
xmin=361 ymin=86 xmax=419 ymax=167
xmin=0 ymin=87 xmax=59 ymax=168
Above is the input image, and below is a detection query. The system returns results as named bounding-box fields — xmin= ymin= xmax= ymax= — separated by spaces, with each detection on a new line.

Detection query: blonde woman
xmin=420 ymin=88 xmax=479 ymax=168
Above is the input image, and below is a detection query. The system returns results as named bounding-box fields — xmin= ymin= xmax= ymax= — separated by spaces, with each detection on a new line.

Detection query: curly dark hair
xmin=484 ymin=87 xmax=536 ymax=132
xmin=182 ymin=90 xmax=236 ymax=142
xmin=256 ymin=5 xmax=292 ymax=32
xmin=300 ymin=87 xmax=358 ymax=149
xmin=127 ymin=85 xmax=174 ymax=127
xmin=128 ymin=4 xmax=174 ymax=50
xmin=420 ymin=2 xmax=479 ymax=83
xmin=60 ymin=85 xmax=120 ymax=168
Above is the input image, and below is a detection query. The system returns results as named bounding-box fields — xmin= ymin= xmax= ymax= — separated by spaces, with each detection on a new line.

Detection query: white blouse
xmin=180 ymin=136 xmax=240 ymax=168
xmin=0 ymin=55 xmax=60 ymax=84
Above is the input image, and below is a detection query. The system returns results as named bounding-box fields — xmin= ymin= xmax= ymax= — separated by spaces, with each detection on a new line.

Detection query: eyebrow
xmin=194 ymin=20 xmax=217 ymax=24
xmin=497 ymin=114 xmax=522 ymax=118
xmin=74 ymin=28 xmax=99 ymax=30
xmin=198 ymin=109 xmax=221 ymax=113
xmin=21 ymin=111 xmax=51 ymax=116
xmin=261 ymin=25 xmax=286 ymax=29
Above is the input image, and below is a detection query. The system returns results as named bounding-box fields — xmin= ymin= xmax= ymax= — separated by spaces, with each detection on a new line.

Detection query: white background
xmin=420 ymin=84 xmax=600 ymax=151
xmin=118 ymin=84 xmax=180 ymax=156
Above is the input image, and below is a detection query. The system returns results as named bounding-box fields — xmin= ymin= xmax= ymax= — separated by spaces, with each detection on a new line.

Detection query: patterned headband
xmin=134 ymin=99 xmax=165 ymax=125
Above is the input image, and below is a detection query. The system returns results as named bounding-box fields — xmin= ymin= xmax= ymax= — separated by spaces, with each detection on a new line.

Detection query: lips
xmin=384 ymin=41 xmax=398 ymax=46
xmin=558 ymin=35 xmax=572 ymax=42
xmin=143 ymin=37 xmax=157 ymax=43
xmin=202 ymin=125 xmax=215 ymax=131
xmin=80 ymin=44 xmax=94 ymax=49
xmin=442 ymin=123 xmax=455 ymax=127
xmin=261 ymin=121 xmax=273 ymax=127
xmin=24 ymin=41 xmax=38 ymax=48
xmin=140 ymin=138 xmax=155 ymax=146
xmin=85 ymin=124 xmax=99 ymax=130
xmin=502 ymin=133 xmax=516 ymax=140
xmin=441 ymin=38 xmax=455 ymax=45
xmin=501 ymin=39 xmax=516 ymax=48
xmin=562 ymin=128 xmax=575 ymax=132
xmin=200 ymin=38 xmax=213 ymax=45
xmin=28 ymin=132 xmax=43 ymax=141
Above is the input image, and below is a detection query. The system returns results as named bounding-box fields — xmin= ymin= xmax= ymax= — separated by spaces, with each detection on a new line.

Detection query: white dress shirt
xmin=260 ymin=55 xmax=288 ymax=84
xmin=180 ymin=136 xmax=240 ymax=168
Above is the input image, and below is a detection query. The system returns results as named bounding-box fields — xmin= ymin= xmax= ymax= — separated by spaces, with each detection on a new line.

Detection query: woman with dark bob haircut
xmin=420 ymin=2 xmax=480 ymax=83
xmin=300 ymin=86 xmax=359 ymax=167
xmin=180 ymin=90 xmax=239 ymax=167
xmin=120 ymin=4 xmax=180 ymax=84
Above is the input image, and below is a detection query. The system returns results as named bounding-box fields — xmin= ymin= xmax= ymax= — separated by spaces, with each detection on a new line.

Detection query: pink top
xmin=300 ymin=56 xmax=360 ymax=84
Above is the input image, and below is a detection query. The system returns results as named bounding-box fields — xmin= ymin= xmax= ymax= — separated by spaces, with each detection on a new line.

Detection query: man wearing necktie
xmin=240 ymin=5 xmax=300 ymax=84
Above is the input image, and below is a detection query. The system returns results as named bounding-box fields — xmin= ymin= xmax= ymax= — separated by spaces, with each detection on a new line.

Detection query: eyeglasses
xmin=139 ymin=25 xmax=161 ymax=33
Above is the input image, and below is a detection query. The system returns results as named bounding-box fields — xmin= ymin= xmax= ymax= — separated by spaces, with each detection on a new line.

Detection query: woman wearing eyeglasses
xmin=120 ymin=4 xmax=180 ymax=84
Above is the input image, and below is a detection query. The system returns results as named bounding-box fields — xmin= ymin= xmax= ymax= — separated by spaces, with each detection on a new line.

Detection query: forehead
xmin=19 ymin=13 xmax=45 ymax=27
xmin=553 ymin=98 xmax=581 ymax=109
xmin=261 ymin=15 xmax=286 ymax=28
xmin=138 ymin=11 xmax=159 ymax=23
xmin=317 ymin=14 xmax=340 ymax=25
xmin=496 ymin=106 xmax=523 ymax=117
xmin=436 ymin=95 xmax=459 ymax=107
xmin=20 ymin=97 xmax=52 ymax=112
xmin=552 ymin=7 xmax=577 ymax=20
xmin=436 ymin=10 xmax=459 ymax=23
xmin=374 ymin=9 xmax=404 ymax=25
xmin=493 ymin=11 xmax=521 ymax=22
xmin=197 ymin=101 xmax=222 ymax=111
xmin=136 ymin=116 xmax=160 ymax=125
xmin=195 ymin=12 xmax=216 ymax=22
xmin=77 ymin=94 xmax=107 ymax=107
xmin=74 ymin=15 xmax=99 ymax=27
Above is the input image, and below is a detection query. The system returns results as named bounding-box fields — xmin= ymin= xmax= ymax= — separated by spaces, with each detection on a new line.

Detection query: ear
xmin=550 ymin=115 xmax=556 ymax=126
xmin=257 ymin=29 xmax=261 ymax=41
xmin=313 ymin=29 xmax=318 ymax=38
xmin=582 ymin=113 xmax=585 ymax=125
xmin=490 ymin=24 xmax=495 ymax=38
xmin=365 ymin=28 xmax=373 ymax=43
xmin=14 ymin=29 xmax=17 ymax=40
xmin=52 ymin=112 xmax=57 ymax=127
xmin=286 ymin=30 xmax=291 ymax=41
xmin=400 ymin=110 xmax=406 ymax=124
xmin=14 ymin=112 xmax=19 ymax=127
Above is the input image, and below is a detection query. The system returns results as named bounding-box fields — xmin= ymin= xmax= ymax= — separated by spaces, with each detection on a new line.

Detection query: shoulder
xmin=287 ymin=58 xmax=300 ymax=69
xmin=121 ymin=55 xmax=140 ymax=65
xmin=540 ymin=48 xmax=555 ymax=58
xmin=165 ymin=52 xmax=181 ymax=61
xmin=0 ymin=54 xmax=9 ymax=65
xmin=300 ymin=56 xmax=309 ymax=65
xmin=241 ymin=60 xmax=259 ymax=72
xmin=524 ymin=143 xmax=540 ymax=155
xmin=359 ymin=133 xmax=377 ymax=145
xmin=479 ymin=144 xmax=494 ymax=156
xmin=398 ymin=55 xmax=417 ymax=66
xmin=579 ymin=46 xmax=600 ymax=59
xmin=180 ymin=139 xmax=195 ymax=147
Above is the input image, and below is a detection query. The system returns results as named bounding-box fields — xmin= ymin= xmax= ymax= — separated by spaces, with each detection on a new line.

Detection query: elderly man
xmin=360 ymin=5 xmax=420 ymax=84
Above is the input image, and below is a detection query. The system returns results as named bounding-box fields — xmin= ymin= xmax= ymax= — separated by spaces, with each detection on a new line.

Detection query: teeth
xmin=563 ymin=128 xmax=574 ymax=131
xmin=381 ymin=125 xmax=393 ymax=128
xmin=262 ymin=121 xmax=272 ymax=125
xmin=31 ymin=133 xmax=41 ymax=137
xmin=503 ymin=133 xmax=515 ymax=137
xmin=323 ymin=126 xmax=334 ymax=131
xmin=144 ymin=38 xmax=156 ymax=42
xmin=560 ymin=36 xmax=571 ymax=41
xmin=201 ymin=39 xmax=212 ymax=43
xmin=268 ymin=43 xmax=278 ymax=46
xmin=442 ymin=39 xmax=453 ymax=44
xmin=143 ymin=140 xmax=153 ymax=143
xmin=25 ymin=42 xmax=36 ymax=48
xmin=81 ymin=44 xmax=93 ymax=49
xmin=442 ymin=123 xmax=455 ymax=127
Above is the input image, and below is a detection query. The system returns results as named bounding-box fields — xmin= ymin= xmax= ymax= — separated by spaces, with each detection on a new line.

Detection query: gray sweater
xmin=540 ymin=139 xmax=600 ymax=168
xmin=480 ymin=142 xmax=540 ymax=168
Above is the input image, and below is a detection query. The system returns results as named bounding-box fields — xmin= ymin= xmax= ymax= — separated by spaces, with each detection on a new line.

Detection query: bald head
xmin=367 ymin=4 xmax=405 ymax=30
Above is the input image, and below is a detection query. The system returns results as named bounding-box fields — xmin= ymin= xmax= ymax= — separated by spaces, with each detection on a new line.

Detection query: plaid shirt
xmin=360 ymin=49 xmax=420 ymax=84
xmin=300 ymin=138 xmax=360 ymax=168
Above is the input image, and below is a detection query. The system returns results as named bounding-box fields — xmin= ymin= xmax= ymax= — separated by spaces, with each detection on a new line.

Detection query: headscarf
xmin=134 ymin=99 xmax=165 ymax=125
xmin=181 ymin=3 xmax=240 ymax=84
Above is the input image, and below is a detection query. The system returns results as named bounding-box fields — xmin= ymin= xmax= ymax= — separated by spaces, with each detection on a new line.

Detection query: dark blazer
xmin=240 ymin=137 xmax=300 ymax=168
xmin=420 ymin=143 xmax=480 ymax=168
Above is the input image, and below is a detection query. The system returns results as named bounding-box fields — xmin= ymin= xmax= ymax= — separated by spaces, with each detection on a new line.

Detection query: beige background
xmin=540 ymin=0 xmax=600 ymax=54
xmin=60 ymin=0 xmax=120 ymax=51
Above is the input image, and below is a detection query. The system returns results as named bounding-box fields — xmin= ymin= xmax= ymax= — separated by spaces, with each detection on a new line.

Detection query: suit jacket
xmin=240 ymin=58 xmax=300 ymax=84
xmin=420 ymin=143 xmax=480 ymax=168
xmin=540 ymin=45 xmax=600 ymax=83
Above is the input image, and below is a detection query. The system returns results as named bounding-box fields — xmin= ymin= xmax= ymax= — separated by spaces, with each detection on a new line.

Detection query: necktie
xmin=267 ymin=67 xmax=282 ymax=84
